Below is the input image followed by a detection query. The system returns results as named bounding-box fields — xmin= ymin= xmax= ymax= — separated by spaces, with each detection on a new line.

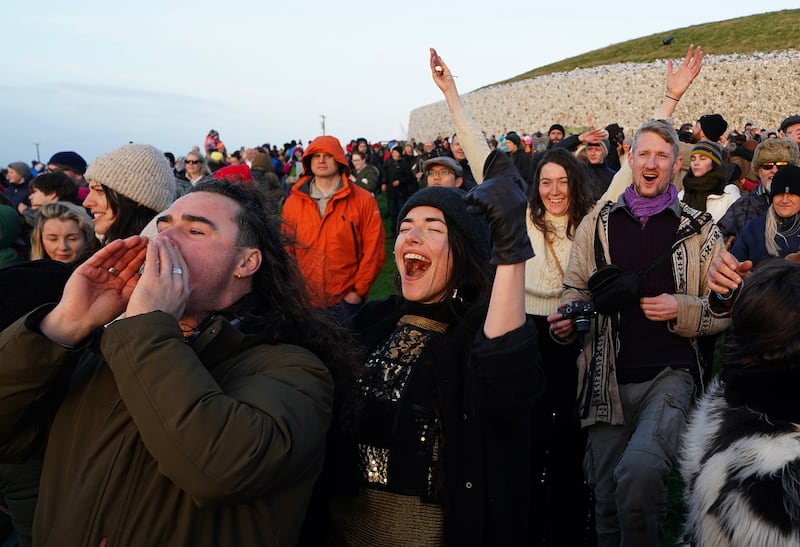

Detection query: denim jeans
xmin=327 ymin=300 xmax=364 ymax=325
xmin=584 ymin=368 xmax=694 ymax=547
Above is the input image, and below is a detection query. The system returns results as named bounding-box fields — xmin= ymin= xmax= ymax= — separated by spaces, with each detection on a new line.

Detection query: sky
xmin=3 ymin=0 xmax=796 ymax=167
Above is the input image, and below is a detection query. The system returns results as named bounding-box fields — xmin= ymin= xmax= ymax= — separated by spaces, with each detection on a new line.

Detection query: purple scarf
xmin=623 ymin=183 xmax=678 ymax=224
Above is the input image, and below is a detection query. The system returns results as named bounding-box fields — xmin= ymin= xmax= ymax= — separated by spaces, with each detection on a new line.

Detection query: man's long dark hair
xmin=190 ymin=178 xmax=360 ymax=386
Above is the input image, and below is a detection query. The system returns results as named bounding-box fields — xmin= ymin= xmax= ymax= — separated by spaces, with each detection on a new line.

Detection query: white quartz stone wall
xmin=408 ymin=51 xmax=800 ymax=140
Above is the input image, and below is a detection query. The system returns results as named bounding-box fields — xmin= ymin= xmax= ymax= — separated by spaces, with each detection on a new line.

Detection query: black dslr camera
xmin=557 ymin=301 xmax=596 ymax=335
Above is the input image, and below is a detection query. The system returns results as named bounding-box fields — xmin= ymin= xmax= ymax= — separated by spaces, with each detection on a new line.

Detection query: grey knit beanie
xmin=7 ymin=162 xmax=32 ymax=182
xmin=85 ymin=144 xmax=176 ymax=212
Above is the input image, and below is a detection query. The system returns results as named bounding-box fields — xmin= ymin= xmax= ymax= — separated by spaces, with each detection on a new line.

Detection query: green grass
xmin=367 ymin=193 xmax=399 ymax=301
xmin=491 ymin=9 xmax=800 ymax=86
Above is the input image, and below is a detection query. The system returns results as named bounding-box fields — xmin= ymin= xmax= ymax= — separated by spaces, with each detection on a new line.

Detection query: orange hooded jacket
xmin=281 ymin=136 xmax=386 ymax=308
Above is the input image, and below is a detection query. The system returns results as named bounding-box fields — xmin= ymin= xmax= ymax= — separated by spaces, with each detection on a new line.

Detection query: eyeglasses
xmin=760 ymin=161 xmax=789 ymax=170
xmin=425 ymin=169 xmax=453 ymax=177
xmin=185 ymin=159 xmax=202 ymax=165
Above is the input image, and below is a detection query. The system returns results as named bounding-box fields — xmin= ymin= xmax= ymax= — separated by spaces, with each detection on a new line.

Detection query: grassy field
xmin=492 ymin=9 xmax=800 ymax=86
xmin=367 ymin=193 xmax=400 ymax=301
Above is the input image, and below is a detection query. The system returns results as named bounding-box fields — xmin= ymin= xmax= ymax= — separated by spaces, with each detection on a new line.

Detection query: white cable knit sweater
xmin=524 ymin=211 xmax=572 ymax=317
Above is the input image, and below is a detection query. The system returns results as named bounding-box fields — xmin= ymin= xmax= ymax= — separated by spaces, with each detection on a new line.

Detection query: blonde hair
xmin=185 ymin=151 xmax=211 ymax=176
xmin=30 ymin=202 xmax=99 ymax=262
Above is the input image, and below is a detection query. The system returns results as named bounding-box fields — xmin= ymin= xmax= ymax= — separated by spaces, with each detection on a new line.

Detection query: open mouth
xmin=403 ymin=252 xmax=432 ymax=279
xmin=642 ymin=173 xmax=658 ymax=182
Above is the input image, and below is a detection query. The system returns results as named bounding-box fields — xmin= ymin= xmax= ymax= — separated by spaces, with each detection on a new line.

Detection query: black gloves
xmin=464 ymin=152 xmax=534 ymax=265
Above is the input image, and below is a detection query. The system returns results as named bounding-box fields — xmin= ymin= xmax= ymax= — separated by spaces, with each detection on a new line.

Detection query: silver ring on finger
xmin=172 ymin=267 xmax=183 ymax=276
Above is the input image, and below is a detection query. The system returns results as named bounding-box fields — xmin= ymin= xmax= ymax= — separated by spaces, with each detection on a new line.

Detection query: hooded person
xmin=281 ymin=135 xmax=386 ymax=319
xmin=83 ymin=143 xmax=176 ymax=244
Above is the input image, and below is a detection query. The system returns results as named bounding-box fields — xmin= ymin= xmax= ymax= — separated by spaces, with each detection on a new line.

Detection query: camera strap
xmin=593 ymin=208 xmax=709 ymax=279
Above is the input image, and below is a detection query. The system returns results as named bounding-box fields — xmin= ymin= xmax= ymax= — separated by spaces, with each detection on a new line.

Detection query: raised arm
xmin=463 ymin=153 xmax=534 ymax=337
xmin=653 ymin=44 xmax=703 ymax=120
xmin=601 ymin=44 xmax=703 ymax=203
xmin=430 ymin=48 xmax=491 ymax=183
xmin=40 ymin=236 xmax=148 ymax=346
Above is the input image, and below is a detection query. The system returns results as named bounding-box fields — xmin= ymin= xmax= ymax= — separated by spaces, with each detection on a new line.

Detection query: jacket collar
xmin=293 ymin=174 xmax=350 ymax=199
xmin=188 ymin=315 xmax=263 ymax=371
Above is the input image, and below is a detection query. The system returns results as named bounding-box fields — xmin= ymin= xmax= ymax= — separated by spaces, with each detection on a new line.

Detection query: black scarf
xmin=682 ymin=162 xmax=727 ymax=211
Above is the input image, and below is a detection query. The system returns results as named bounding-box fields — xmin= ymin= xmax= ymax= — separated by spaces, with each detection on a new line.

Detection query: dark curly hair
xmin=722 ymin=258 xmax=800 ymax=367
xmin=190 ymin=178 xmax=361 ymax=388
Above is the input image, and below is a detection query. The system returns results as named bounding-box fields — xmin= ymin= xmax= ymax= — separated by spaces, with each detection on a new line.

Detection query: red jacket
xmin=282 ymin=136 xmax=386 ymax=307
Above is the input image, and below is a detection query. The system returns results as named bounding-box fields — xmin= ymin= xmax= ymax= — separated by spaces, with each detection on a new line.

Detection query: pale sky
xmin=3 ymin=1 xmax=796 ymax=166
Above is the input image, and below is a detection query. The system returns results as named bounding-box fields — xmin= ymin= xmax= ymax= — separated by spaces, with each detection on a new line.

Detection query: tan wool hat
xmin=85 ymin=144 xmax=176 ymax=212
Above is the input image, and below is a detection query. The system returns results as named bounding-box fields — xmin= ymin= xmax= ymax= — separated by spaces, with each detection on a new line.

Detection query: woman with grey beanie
xmin=83 ymin=143 xmax=176 ymax=244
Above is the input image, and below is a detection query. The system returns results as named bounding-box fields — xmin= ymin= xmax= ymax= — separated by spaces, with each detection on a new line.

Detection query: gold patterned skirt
xmin=330 ymin=488 xmax=444 ymax=546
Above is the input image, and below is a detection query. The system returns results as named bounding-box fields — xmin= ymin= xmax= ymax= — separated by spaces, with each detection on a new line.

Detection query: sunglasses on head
xmin=760 ymin=161 xmax=789 ymax=170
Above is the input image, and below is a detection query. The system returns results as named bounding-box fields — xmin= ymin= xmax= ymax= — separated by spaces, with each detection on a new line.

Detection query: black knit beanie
xmin=699 ymin=114 xmax=728 ymax=142
xmin=397 ymin=186 xmax=489 ymax=260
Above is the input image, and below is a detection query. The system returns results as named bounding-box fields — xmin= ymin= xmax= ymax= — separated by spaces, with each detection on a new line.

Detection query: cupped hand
xmin=40 ymin=236 xmax=148 ymax=345
xmin=126 ymin=237 xmax=190 ymax=320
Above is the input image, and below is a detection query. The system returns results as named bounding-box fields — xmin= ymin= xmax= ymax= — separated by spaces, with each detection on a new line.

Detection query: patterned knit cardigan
xmin=560 ymin=197 xmax=730 ymax=427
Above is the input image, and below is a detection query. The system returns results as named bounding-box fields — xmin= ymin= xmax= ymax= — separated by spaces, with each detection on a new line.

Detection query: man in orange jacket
xmin=282 ymin=135 xmax=386 ymax=320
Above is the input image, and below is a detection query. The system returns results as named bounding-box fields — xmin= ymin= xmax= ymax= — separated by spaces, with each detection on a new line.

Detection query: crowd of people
xmin=1 ymin=43 xmax=800 ymax=546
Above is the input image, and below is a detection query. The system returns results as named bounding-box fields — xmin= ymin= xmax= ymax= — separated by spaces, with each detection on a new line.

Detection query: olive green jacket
xmin=0 ymin=309 xmax=333 ymax=546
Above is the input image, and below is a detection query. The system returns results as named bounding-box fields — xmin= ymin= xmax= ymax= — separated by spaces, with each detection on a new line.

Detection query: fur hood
xmin=680 ymin=376 xmax=800 ymax=546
